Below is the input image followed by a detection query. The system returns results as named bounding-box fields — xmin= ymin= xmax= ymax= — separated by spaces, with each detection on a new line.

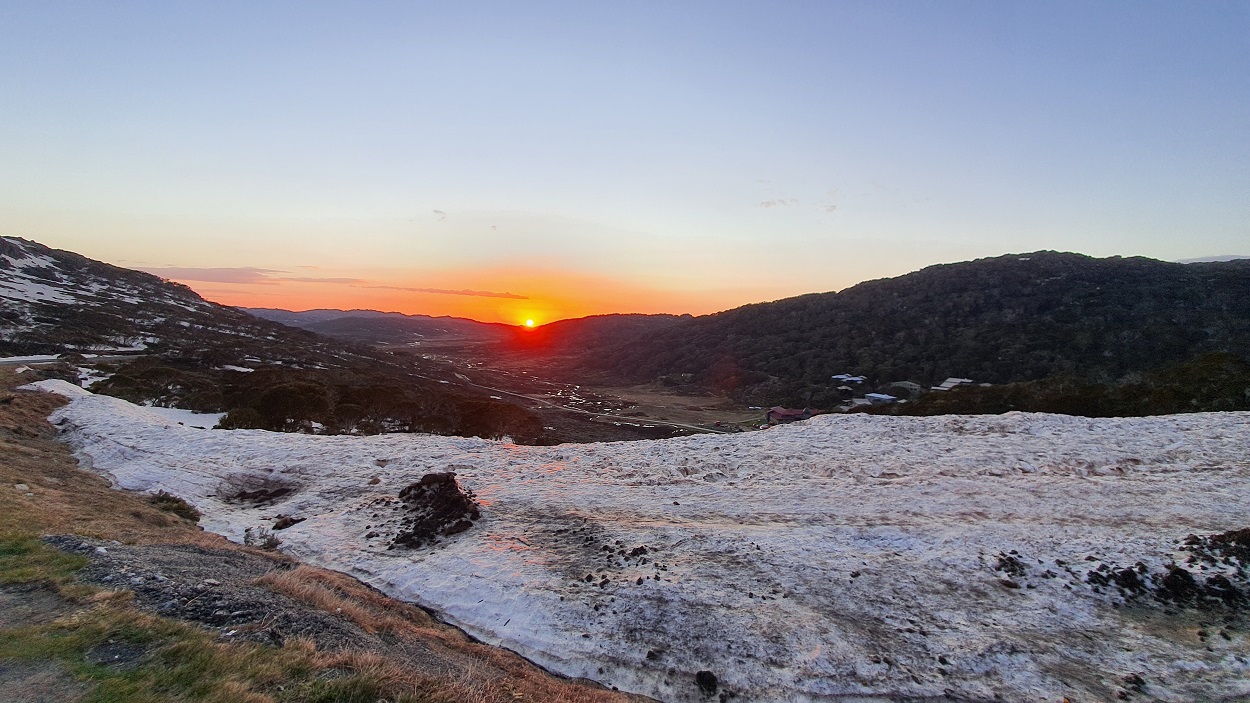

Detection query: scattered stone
xmin=1080 ymin=530 xmax=1250 ymax=613
xmin=272 ymin=515 xmax=305 ymax=531
xmin=695 ymin=670 xmax=718 ymax=695
xmin=994 ymin=553 xmax=1026 ymax=578
xmin=85 ymin=641 xmax=147 ymax=670
xmin=1112 ymin=567 xmax=1146 ymax=593
xmin=1185 ymin=528 xmax=1250 ymax=565
xmin=222 ymin=475 xmax=297 ymax=505
xmin=1121 ymin=674 xmax=1149 ymax=697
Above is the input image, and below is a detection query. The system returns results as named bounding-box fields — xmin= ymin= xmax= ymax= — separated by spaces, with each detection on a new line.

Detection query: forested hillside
xmin=537 ymin=253 xmax=1250 ymax=395
xmin=505 ymin=313 xmax=690 ymax=353
xmin=865 ymin=352 xmax=1250 ymax=417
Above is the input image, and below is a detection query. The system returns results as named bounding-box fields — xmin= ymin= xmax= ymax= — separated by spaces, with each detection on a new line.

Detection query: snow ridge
xmin=27 ymin=380 xmax=1250 ymax=702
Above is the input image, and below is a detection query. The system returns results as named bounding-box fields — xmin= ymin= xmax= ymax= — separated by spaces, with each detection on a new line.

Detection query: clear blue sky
xmin=1 ymin=1 xmax=1247 ymax=322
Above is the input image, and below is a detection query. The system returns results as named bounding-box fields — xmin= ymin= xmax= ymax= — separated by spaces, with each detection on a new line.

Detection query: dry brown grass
xmin=255 ymin=566 xmax=429 ymax=636
xmin=1 ymin=368 xmax=647 ymax=702
xmin=256 ymin=564 xmax=642 ymax=702
xmin=0 ymin=368 xmax=223 ymax=547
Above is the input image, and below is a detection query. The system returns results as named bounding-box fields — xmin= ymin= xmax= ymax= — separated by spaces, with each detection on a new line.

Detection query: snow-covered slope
xmin=0 ymin=237 xmax=366 ymax=366
xmin=29 ymin=380 xmax=1250 ymax=702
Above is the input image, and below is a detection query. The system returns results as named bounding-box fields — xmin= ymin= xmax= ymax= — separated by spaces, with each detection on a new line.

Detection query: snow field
xmin=25 ymin=380 xmax=1250 ymax=702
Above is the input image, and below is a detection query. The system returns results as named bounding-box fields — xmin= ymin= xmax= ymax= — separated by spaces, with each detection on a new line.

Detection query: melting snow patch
xmin=25 ymin=384 xmax=1250 ymax=703
xmin=141 ymin=406 xmax=226 ymax=429
xmin=0 ymin=354 xmax=61 ymax=364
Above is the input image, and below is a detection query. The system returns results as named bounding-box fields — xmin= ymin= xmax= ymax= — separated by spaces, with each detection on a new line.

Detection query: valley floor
xmin=25 ymin=378 xmax=1250 ymax=702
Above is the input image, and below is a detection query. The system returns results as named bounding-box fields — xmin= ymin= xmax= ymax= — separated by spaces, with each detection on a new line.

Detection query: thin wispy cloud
xmin=143 ymin=267 xmax=280 ymax=284
xmin=365 ymin=284 xmax=528 ymax=300
xmin=758 ymin=198 xmax=799 ymax=209
xmin=145 ymin=267 xmax=364 ymax=285
xmin=282 ymin=276 xmax=366 ymax=284
xmin=145 ymin=266 xmax=527 ymax=299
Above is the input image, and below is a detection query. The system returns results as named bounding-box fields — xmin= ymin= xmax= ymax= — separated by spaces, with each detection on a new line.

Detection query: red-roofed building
xmin=766 ymin=407 xmax=812 ymax=424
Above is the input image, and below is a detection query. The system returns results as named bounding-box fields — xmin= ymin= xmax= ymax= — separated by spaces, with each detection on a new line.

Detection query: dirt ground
xmin=400 ymin=346 xmax=769 ymax=441
xmin=0 ymin=366 xmax=650 ymax=702
xmin=591 ymin=385 xmax=767 ymax=430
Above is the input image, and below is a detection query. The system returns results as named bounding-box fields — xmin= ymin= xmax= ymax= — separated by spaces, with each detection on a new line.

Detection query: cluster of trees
xmin=94 ymin=359 xmax=543 ymax=443
xmin=866 ymin=353 xmax=1250 ymax=418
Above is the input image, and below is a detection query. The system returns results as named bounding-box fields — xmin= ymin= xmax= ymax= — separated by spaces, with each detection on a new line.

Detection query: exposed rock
xmin=1156 ymin=566 xmax=1201 ymax=604
xmin=695 ymin=670 xmax=718 ymax=695
xmin=272 ymin=515 xmax=305 ymax=531
xmin=392 ymin=472 xmax=481 ymax=549
xmin=1185 ymin=528 xmax=1250 ymax=564
xmin=220 ymin=474 xmax=298 ymax=505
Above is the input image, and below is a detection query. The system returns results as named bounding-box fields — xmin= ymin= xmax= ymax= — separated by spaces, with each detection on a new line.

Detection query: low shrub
xmin=146 ymin=491 xmax=201 ymax=523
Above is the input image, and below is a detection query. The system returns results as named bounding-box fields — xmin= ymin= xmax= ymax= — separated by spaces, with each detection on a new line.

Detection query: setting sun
xmin=525 ymin=319 xmax=535 ymax=327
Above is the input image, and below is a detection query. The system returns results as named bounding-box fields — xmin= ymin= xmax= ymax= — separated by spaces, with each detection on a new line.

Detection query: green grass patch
xmin=0 ymin=533 xmax=89 ymax=586
xmin=0 ymin=533 xmax=447 ymax=702
xmin=1 ymin=592 xmax=442 ymax=703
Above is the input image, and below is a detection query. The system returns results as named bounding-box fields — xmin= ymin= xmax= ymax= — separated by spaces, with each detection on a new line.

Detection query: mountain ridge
xmin=509 ymin=251 xmax=1250 ymax=401
xmin=0 ymin=237 xmax=550 ymax=442
xmin=0 ymin=236 xmax=368 ymax=366
xmin=246 ymin=307 xmax=517 ymax=346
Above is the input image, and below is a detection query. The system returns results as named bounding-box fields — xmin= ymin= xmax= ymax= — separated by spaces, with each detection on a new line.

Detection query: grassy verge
xmin=0 ymin=534 xmax=457 ymax=703
xmin=0 ymin=534 xmax=89 ymax=586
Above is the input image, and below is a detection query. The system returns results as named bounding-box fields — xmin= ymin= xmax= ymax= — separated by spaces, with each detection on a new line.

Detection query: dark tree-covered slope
xmin=547 ymin=252 xmax=1250 ymax=389
xmin=505 ymin=313 xmax=690 ymax=354
xmin=864 ymin=352 xmax=1250 ymax=417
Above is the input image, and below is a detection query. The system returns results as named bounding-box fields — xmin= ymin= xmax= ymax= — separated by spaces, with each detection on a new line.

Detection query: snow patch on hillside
xmin=25 ymin=380 xmax=1250 ymax=702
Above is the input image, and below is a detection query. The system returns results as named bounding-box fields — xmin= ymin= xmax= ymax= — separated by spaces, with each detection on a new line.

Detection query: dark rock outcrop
xmin=392 ymin=473 xmax=481 ymax=549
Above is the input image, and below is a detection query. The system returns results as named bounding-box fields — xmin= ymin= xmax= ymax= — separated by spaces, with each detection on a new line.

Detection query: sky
xmin=1 ymin=1 xmax=1247 ymax=325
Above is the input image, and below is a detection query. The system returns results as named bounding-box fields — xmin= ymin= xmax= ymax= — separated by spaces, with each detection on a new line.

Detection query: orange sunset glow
xmin=170 ymin=265 xmax=779 ymax=326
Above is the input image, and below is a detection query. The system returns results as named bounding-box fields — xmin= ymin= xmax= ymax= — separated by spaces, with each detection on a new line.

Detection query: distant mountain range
xmin=245 ymin=308 xmax=514 ymax=346
xmin=244 ymin=251 xmax=1250 ymax=407
xmin=12 ymin=236 xmax=1249 ymax=415
xmin=1176 ymin=255 xmax=1250 ymax=263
